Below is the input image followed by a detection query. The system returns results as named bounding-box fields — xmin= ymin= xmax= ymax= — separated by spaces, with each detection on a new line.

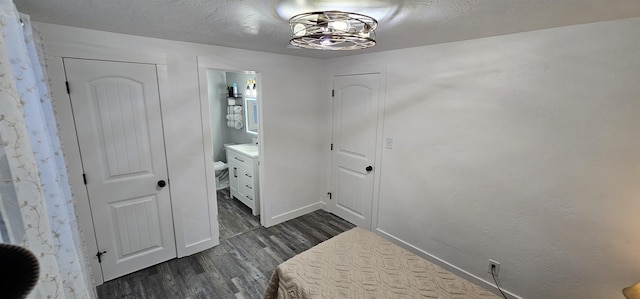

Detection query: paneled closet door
xmin=64 ymin=58 xmax=176 ymax=281
xmin=331 ymin=73 xmax=381 ymax=229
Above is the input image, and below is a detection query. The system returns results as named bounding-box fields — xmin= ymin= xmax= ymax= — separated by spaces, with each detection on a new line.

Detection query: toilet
xmin=214 ymin=161 xmax=229 ymax=190
xmin=214 ymin=143 xmax=234 ymax=190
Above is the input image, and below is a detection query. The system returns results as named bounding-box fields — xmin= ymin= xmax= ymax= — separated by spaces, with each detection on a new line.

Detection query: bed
xmin=264 ymin=227 xmax=501 ymax=299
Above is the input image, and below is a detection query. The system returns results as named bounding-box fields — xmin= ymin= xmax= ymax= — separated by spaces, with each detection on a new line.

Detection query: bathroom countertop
xmin=227 ymin=144 xmax=259 ymax=158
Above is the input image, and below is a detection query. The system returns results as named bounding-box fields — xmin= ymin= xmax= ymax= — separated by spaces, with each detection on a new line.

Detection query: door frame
xmin=48 ymin=57 xmax=170 ymax=285
xmin=329 ymin=72 xmax=387 ymax=230
xmin=196 ymin=65 xmax=266 ymax=229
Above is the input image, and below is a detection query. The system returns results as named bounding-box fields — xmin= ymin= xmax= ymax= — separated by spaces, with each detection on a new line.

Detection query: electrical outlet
xmin=385 ymin=137 xmax=393 ymax=149
xmin=488 ymin=259 xmax=500 ymax=276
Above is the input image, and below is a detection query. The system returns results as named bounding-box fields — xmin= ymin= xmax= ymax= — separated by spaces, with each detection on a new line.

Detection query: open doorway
xmin=199 ymin=69 xmax=263 ymax=240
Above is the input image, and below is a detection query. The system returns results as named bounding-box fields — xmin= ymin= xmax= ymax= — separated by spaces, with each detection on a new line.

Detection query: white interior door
xmin=331 ymin=73 xmax=381 ymax=229
xmin=64 ymin=58 xmax=176 ymax=281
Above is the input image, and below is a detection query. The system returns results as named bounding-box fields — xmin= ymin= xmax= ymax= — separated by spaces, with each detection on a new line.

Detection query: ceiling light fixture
xmin=289 ymin=11 xmax=378 ymax=50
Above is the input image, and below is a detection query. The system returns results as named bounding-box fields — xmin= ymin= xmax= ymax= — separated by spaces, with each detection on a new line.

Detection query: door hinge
xmin=328 ymin=192 xmax=332 ymax=200
xmin=331 ymin=89 xmax=334 ymax=97
xmin=65 ymin=81 xmax=70 ymax=94
xmin=96 ymin=250 xmax=107 ymax=263
xmin=82 ymin=173 xmax=87 ymax=185
xmin=330 ymin=143 xmax=333 ymax=151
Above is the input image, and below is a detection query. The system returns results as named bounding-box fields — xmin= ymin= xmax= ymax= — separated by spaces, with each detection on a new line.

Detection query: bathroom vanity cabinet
xmin=226 ymin=144 xmax=260 ymax=216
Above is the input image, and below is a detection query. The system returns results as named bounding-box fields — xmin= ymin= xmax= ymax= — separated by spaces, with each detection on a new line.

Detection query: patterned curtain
xmin=0 ymin=0 xmax=94 ymax=298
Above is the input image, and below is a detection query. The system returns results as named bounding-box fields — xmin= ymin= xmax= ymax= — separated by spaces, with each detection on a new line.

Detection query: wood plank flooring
xmin=216 ymin=189 xmax=261 ymax=241
xmin=97 ymin=199 xmax=354 ymax=299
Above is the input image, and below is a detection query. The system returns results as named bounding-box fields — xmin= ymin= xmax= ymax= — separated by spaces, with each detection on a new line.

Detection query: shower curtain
xmin=0 ymin=0 xmax=94 ymax=298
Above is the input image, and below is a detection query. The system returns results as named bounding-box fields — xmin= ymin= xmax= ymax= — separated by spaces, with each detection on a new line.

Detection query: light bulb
xmin=320 ymin=38 xmax=333 ymax=46
xmin=328 ymin=20 xmax=349 ymax=31
xmin=320 ymin=35 xmax=344 ymax=46
xmin=293 ymin=23 xmax=306 ymax=36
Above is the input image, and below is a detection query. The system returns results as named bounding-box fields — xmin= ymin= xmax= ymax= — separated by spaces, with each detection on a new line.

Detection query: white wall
xmin=38 ymin=23 xmax=328 ymax=284
xmin=207 ymin=70 xmax=228 ymax=163
xmin=326 ymin=17 xmax=640 ymax=299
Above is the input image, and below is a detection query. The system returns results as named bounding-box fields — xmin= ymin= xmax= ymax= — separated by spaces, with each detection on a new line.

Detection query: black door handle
xmin=96 ymin=250 xmax=107 ymax=263
xmin=366 ymin=166 xmax=373 ymax=172
xmin=157 ymin=180 xmax=167 ymax=188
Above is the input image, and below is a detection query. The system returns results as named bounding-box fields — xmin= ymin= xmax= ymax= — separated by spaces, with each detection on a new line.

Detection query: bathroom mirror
xmin=245 ymin=98 xmax=258 ymax=134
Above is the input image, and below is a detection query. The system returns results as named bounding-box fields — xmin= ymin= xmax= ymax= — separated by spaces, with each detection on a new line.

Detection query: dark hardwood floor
xmin=216 ymin=189 xmax=261 ymax=241
xmin=97 ymin=196 xmax=354 ymax=299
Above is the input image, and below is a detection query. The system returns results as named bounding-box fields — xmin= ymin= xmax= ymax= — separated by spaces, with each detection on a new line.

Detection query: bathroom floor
xmin=217 ymin=188 xmax=260 ymax=240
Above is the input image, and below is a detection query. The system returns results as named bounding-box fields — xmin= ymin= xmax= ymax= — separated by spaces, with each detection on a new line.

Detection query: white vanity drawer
xmin=237 ymin=190 xmax=254 ymax=208
xmin=239 ymin=186 xmax=255 ymax=204
xmin=227 ymin=150 xmax=253 ymax=168
xmin=239 ymin=179 xmax=255 ymax=198
xmin=239 ymin=167 xmax=255 ymax=181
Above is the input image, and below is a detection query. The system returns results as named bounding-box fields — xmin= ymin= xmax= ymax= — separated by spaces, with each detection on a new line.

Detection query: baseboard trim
xmin=374 ymin=228 xmax=522 ymax=299
xmin=267 ymin=202 xmax=326 ymax=227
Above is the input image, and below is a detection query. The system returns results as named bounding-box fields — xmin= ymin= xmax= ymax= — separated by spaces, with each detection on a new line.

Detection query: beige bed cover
xmin=264 ymin=227 xmax=501 ymax=299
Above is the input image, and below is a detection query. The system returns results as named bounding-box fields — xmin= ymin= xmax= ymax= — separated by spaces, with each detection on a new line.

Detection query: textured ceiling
xmin=14 ymin=0 xmax=640 ymax=59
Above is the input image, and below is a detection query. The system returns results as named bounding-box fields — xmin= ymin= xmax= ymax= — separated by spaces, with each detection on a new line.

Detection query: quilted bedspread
xmin=264 ymin=227 xmax=501 ymax=299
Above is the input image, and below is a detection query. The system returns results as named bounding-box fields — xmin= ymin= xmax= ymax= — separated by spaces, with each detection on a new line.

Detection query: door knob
xmin=157 ymin=180 xmax=167 ymax=188
xmin=366 ymin=166 xmax=373 ymax=172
